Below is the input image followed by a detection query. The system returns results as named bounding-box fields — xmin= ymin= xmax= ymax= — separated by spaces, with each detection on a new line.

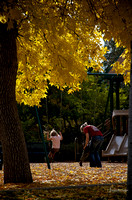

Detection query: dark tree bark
xmin=0 ymin=22 xmax=33 ymax=183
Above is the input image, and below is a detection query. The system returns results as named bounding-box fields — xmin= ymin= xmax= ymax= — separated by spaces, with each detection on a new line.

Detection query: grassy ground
xmin=0 ymin=183 xmax=127 ymax=199
xmin=0 ymin=162 xmax=127 ymax=199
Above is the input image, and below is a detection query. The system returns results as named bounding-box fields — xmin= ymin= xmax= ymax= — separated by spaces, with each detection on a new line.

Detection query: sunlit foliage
xmin=0 ymin=0 xmax=107 ymax=106
xmin=0 ymin=0 xmax=131 ymax=106
xmin=76 ymin=0 xmax=132 ymax=83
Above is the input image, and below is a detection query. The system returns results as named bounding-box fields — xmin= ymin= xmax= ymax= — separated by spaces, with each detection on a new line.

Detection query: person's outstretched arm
xmin=46 ymin=132 xmax=51 ymax=141
xmin=59 ymin=132 xmax=63 ymax=140
xmin=83 ymin=132 xmax=89 ymax=149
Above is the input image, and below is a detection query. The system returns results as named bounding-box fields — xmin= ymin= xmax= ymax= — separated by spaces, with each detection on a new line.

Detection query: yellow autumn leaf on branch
xmin=1 ymin=0 xmax=131 ymax=106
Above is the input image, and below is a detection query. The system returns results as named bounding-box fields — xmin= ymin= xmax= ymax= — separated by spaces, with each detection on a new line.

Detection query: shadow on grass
xmin=0 ymin=183 xmax=127 ymax=200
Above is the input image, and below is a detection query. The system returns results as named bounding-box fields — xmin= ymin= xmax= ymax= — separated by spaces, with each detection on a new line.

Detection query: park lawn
xmin=0 ymin=162 xmax=127 ymax=199
xmin=0 ymin=184 xmax=127 ymax=199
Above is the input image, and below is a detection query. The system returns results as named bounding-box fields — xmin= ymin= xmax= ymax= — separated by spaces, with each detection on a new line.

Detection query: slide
xmin=114 ymin=134 xmax=128 ymax=156
xmin=102 ymin=134 xmax=125 ymax=157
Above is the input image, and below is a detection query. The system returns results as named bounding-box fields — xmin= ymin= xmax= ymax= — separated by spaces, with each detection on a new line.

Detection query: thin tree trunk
xmin=127 ymin=41 xmax=132 ymax=199
xmin=0 ymin=22 xmax=32 ymax=183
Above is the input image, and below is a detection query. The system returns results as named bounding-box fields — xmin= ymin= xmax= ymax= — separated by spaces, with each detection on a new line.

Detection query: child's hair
xmin=50 ymin=129 xmax=58 ymax=137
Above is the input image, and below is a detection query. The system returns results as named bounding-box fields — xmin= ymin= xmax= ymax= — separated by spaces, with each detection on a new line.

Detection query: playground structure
xmin=102 ymin=109 xmax=128 ymax=159
xmin=0 ymin=69 xmax=128 ymax=167
xmin=87 ymin=71 xmax=129 ymax=160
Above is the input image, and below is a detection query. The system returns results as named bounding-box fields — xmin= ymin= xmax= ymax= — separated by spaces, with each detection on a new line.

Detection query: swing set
xmin=87 ymin=72 xmax=124 ymax=134
xmin=88 ymin=72 xmax=128 ymax=159
xmin=35 ymin=90 xmax=63 ymax=169
xmin=31 ymin=71 xmax=126 ymax=165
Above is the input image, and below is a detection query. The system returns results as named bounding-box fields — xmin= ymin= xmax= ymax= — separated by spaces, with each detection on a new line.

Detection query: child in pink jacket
xmin=47 ymin=129 xmax=63 ymax=162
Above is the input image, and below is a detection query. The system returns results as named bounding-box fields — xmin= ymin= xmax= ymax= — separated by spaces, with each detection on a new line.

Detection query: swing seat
xmin=27 ymin=142 xmax=48 ymax=163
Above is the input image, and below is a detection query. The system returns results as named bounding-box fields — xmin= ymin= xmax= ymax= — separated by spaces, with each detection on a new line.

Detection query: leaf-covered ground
xmin=0 ymin=162 xmax=127 ymax=199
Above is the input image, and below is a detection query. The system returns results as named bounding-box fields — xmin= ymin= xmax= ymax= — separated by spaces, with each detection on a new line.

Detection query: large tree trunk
xmin=0 ymin=22 xmax=33 ymax=183
xmin=127 ymin=41 xmax=132 ymax=199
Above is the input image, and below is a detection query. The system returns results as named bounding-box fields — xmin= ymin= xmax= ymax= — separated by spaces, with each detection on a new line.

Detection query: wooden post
xmin=127 ymin=40 xmax=132 ymax=199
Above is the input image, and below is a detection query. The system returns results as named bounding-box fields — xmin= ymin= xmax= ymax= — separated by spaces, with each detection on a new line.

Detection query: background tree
xmin=103 ymin=39 xmax=124 ymax=73
xmin=0 ymin=0 xmax=131 ymax=188
xmin=0 ymin=0 xmax=106 ymax=183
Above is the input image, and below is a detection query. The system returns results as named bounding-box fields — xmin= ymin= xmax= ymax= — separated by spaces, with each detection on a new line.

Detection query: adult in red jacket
xmin=80 ymin=122 xmax=104 ymax=167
